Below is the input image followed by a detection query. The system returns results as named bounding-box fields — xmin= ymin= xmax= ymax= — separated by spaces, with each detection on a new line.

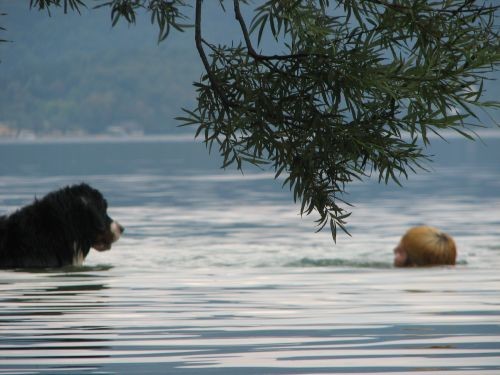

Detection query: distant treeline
xmin=0 ymin=2 xmax=202 ymax=135
xmin=1 ymin=2 xmax=498 ymax=136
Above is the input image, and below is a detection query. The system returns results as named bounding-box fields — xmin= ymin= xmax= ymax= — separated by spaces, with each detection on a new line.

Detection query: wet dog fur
xmin=0 ymin=183 xmax=123 ymax=268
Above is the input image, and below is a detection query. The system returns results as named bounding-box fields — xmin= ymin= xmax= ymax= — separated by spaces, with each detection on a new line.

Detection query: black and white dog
xmin=0 ymin=183 xmax=124 ymax=268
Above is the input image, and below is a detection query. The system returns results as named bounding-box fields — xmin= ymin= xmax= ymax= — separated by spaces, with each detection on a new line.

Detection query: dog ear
xmin=77 ymin=196 xmax=107 ymax=233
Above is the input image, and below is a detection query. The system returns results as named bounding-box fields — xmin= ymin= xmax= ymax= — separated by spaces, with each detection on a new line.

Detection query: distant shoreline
xmin=0 ymin=133 xmax=198 ymax=144
xmin=0 ymin=129 xmax=499 ymax=144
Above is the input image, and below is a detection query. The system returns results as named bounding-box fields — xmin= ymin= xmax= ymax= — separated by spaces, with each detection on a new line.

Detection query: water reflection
xmin=0 ymin=270 xmax=114 ymax=373
xmin=1 ymin=268 xmax=499 ymax=373
xmin=0 ymin=137 xmax=499 ymax=373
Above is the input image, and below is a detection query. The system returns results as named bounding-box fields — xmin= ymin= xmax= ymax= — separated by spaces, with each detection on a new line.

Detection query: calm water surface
xmin=0 ymin=135 xmax=499 ymax=374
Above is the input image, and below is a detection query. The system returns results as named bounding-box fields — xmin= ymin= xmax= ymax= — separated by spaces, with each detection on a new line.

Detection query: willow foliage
xmin=10 ymin=1 xmax=500 ymax=240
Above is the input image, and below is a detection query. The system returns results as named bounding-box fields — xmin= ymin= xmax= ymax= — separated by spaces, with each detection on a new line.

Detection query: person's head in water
xmin=394 ymin=226 xmax=456 ymax=267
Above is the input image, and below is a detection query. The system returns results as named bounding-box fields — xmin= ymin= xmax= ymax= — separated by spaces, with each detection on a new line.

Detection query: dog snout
xmin=110 ymin=221 xmax=124 ymax=241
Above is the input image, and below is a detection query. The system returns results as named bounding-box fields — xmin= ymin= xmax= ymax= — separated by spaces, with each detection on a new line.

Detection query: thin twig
xmin=232 ymin=0 xmax=325 ymax=61
xmin=195 ymin=0 xmax=231 ymax=109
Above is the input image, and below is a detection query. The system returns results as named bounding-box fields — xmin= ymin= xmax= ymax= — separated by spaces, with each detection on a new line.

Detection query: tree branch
xmin=194 ymin=0 xmax=231 ymax=109
xmin=232 ymin=0 xmax=320 ymax=61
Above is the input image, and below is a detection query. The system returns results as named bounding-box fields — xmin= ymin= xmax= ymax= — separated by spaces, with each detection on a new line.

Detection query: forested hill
xmin=0 ymin=2 xmax=206 ymax=136
xmin=1 ymin=2 xmax=499 ymax=137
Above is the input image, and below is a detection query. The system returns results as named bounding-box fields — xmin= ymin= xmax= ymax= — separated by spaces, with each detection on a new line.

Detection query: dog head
xmin=71 ymin=183 xmax=124 ymax=252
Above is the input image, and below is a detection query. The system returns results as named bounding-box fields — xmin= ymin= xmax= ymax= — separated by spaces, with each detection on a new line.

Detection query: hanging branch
xmin=195 ymin=0 xmax=232 ymax=110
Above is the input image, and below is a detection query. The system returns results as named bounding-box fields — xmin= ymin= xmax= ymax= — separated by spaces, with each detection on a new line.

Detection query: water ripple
xmin=1 ymin=268 xmax=499 ymax=374
xmin=1 ymin=138 xmax=499 ymax=373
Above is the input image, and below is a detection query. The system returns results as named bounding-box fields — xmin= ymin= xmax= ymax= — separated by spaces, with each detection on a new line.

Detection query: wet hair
xmin=400 ymin=226 xmax=456 ymax=266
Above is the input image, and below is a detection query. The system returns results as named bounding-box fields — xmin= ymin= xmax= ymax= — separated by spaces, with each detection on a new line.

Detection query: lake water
xmin=0 ymin=134 xmax=499 ymax=374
